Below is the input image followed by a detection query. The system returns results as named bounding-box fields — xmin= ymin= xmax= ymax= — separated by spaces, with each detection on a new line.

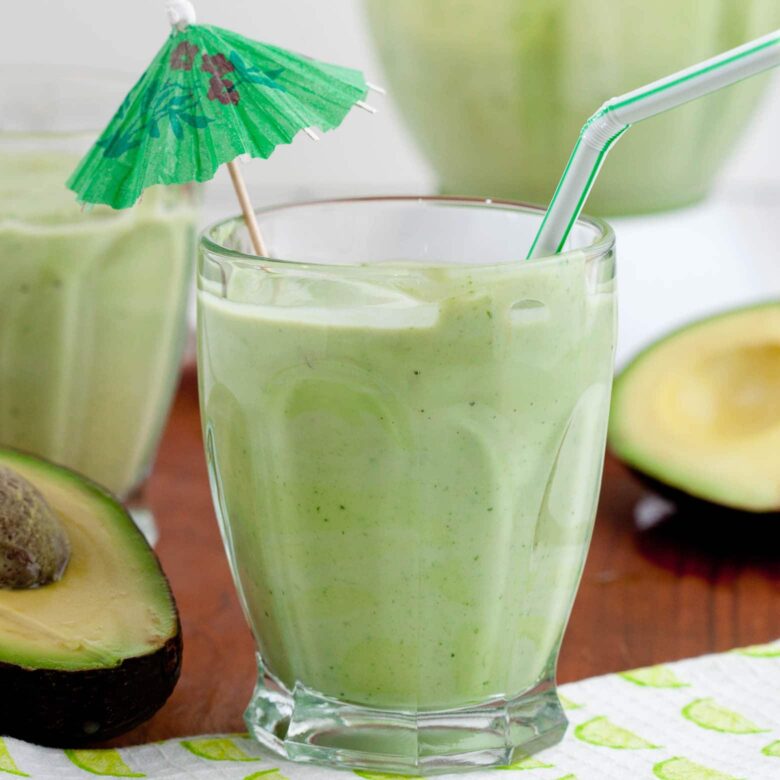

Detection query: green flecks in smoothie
xmin=64 ymin=749 xmax=144 ymax=777
xmin=354 ymin=772 xmax=416 ymax=779
xmin=557 ymin=693 xmax=582 ymax=710
xmin=762 ymin=740 xmax=780 ymax=757
xmin=497 ymin=752 xmax=553 ymax=770
xmin=0 ymin=738 xmax=28 ymax=777
xmin=619 ymin=664 xmax=688 ymax=688
xmin=244 ymin=771 xmax=287 ymax=780
xmin=735 ymin=642 xmax=780 ymax=658
xmin=181 ymin=738 xmax=259 ymax=761
xmin=556 ymin=776 xmax=577 ymax=780
xmin=681 ymin=698 xmax=768 ymax=734
xmin=574 ymin=716 xmax=659 ymax=749
xmin=652 ymin=757 xmax=742 ymax=780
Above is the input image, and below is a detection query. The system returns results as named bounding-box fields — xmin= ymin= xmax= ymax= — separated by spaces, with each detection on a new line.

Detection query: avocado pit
xmin=0 ymin=465 xmax=70 ymax=589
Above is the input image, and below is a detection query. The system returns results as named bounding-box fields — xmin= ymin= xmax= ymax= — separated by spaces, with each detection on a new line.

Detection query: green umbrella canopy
xmin=66 ymin=7 xmax=371 ymax=211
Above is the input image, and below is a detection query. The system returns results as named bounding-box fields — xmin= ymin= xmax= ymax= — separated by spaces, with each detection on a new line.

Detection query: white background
xmin=0 ymin=0 xmax=433 ymax=200
xmin=2 ymin=0 xmax=780 ymax=362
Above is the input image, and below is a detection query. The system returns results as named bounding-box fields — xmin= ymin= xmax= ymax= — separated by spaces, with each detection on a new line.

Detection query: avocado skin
xmin=0 ymin=631 xmax=182 ymax=746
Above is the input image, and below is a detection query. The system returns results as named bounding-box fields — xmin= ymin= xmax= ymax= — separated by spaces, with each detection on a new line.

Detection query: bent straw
xmin=528 ymin=29 xmax=780 ymax=259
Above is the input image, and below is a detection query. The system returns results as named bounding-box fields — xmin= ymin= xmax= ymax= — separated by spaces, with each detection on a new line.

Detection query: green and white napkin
xmin=3 ymin=641 xmax=779 ymax=779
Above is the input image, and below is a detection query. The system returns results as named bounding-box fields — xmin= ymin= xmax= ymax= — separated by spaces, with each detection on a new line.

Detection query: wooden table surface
xmin=113 ymin=366 xmax=780 ymax=745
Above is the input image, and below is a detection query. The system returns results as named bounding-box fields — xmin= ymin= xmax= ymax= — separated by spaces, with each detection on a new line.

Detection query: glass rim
xmin=0 ymin=64 xmax=133 ymax=138
xmin=199 ymin=195 xmax=616 ymax=272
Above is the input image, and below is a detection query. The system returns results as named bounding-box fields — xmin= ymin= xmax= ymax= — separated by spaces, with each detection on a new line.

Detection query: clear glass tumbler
xmin=0 ymin=67 xmax=196 ymax=540
xmin=198 ymin=197 xmax=617 ymax=773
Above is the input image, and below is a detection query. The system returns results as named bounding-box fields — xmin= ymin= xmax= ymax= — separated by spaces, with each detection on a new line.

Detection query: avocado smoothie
xmin=0 ymin=150 xmax=194 ymax=497
xmin=198 ymin=199 xmax=616 ymax=766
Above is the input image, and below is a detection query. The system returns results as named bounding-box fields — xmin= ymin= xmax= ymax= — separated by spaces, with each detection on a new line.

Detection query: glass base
xmin=129 ymin=507 xmax=159 ymax=547
xmin=244 ymin=657 xmax=567 ymax=775
xmin=126 ymin=486 xmax=159 ymax=547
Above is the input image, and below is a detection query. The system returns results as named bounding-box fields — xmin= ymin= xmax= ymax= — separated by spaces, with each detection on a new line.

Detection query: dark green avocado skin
xmin=0 ymin=632 xmax=182 ymax=747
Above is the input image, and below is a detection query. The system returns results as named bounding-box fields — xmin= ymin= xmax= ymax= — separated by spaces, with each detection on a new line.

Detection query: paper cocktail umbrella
xmin=67 ymin=0 xmax=380 ymax=255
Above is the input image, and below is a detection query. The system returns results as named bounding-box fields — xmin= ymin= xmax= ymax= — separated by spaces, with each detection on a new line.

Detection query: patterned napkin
xmin=3 ymin=641 xmax=779 ymax=780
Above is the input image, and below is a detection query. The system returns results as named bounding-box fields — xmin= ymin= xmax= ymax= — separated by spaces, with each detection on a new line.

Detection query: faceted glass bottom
xmin=245 ymin=657 xmax=567 ymax=775
xmin=126 ymin=485 xmax=159 ymax=547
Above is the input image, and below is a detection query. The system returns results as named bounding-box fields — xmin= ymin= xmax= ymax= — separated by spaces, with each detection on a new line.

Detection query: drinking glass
xmin=198 ymin=197 xmax=617 ymax=773
xmin=0 ymin=66 xmax=196 ymax=541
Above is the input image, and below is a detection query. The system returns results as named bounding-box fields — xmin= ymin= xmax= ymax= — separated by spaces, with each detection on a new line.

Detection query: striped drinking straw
xmin=528 ymin=29 xmax=780 ymax=260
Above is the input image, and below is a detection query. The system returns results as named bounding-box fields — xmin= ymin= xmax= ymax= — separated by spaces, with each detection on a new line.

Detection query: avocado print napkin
xmin=3 ymin=640 xmax=779 ymax=779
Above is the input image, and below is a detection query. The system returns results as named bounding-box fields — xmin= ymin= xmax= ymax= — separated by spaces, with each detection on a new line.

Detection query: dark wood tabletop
xmin=112 ymin=366 xmax=780 ymax=745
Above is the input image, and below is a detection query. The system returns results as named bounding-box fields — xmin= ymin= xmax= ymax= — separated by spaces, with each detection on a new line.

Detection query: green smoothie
xmin=0 ymin=151 xmax=194 ymax=497
xmin=198 ymin=241 xmax=616 ymax=710
xmin=364 ymin=0 xmax=779 ymax=215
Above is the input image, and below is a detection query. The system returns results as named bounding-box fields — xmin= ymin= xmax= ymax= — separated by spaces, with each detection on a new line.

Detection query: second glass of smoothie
xmin=198 ymin=197 xmax=617 ymax=773
xmin=0 ymin=67 xmax=196 ymax=532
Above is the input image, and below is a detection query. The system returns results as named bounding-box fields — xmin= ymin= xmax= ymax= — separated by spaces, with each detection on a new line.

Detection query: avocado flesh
xmin=0 ymin=449 xmax=181 ymax=745
xmin=0 ymin=450 xmax=176 ymax=668
xmin=609 ymin=302 xmax=780 ymax=513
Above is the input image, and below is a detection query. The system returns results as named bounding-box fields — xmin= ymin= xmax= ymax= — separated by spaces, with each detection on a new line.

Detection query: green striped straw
xmin=528 ymin=29 xmax=780 ymax=259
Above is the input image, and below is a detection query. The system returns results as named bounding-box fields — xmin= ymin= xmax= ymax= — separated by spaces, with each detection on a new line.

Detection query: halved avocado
xmin=609 ymin=302 xmax=780 ymax=513
xmin=0 ymin=448 xmax=182 ymax=746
